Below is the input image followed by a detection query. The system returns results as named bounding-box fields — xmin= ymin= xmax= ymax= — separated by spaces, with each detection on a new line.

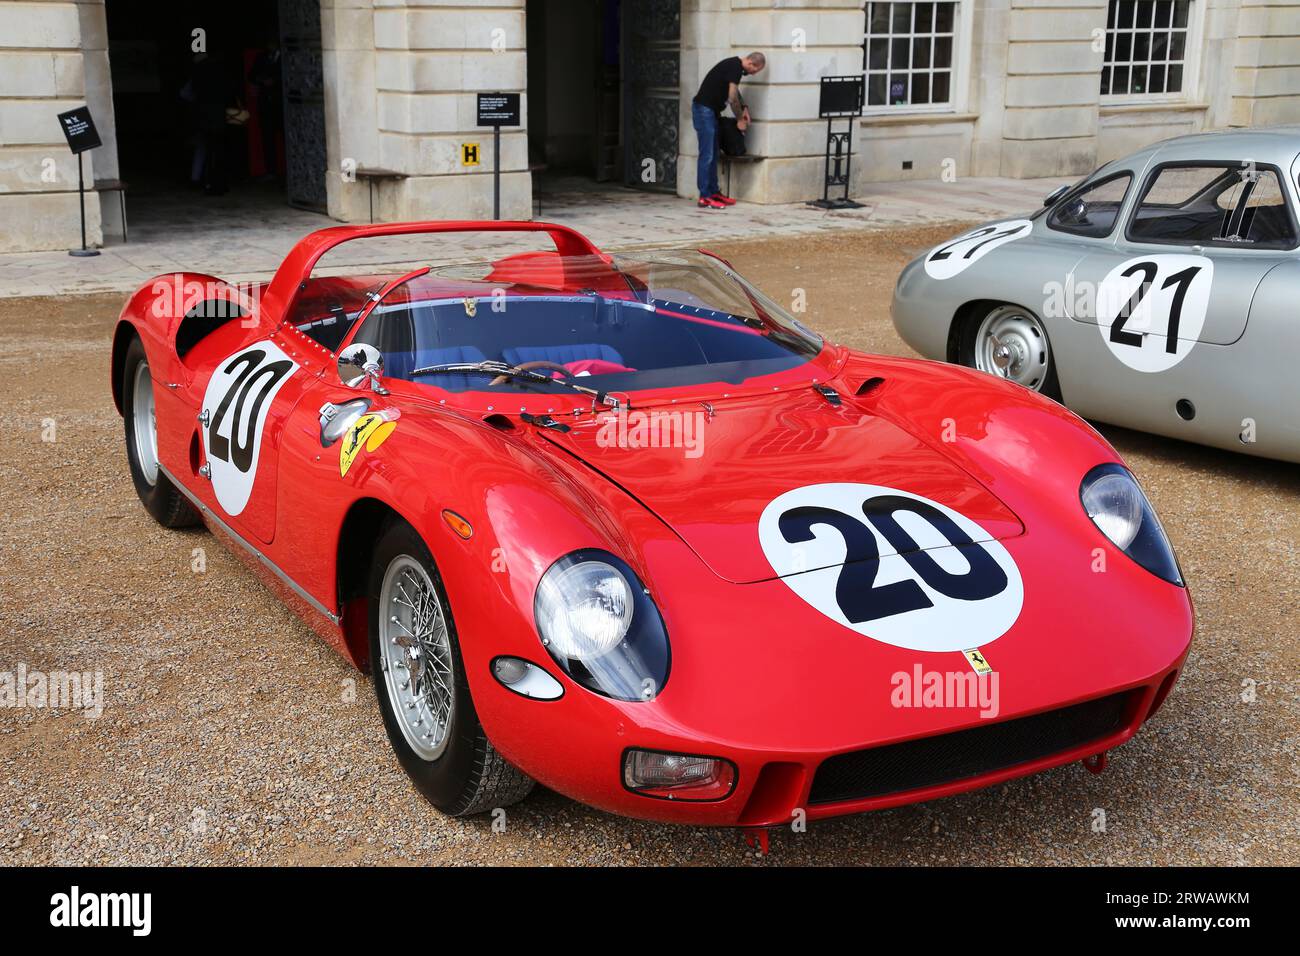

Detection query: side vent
xmin=483 ymin=413 xmax=516 ymax=431
xmin=176 ymin=298 xmax=248 ymax=359
xmin=855 ymin=376 xmax=885 ymax=397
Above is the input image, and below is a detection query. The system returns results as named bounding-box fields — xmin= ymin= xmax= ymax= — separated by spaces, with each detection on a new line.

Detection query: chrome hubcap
xmin=975 ymin=306 xmax=1051 ymax=391
xmin=131 ymin=361 xmax=159 ymax=485
xmin=378 ymin=556 xmax=455 ymax=761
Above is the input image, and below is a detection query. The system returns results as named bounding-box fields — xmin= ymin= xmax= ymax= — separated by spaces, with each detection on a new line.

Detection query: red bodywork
xmin=111 ymin=221 xmax=1193 ymax=826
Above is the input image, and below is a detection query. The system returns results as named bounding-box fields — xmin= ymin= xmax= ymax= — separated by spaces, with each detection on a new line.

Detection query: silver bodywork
xmin=892 ymin=127 xmax=1300 ymax=463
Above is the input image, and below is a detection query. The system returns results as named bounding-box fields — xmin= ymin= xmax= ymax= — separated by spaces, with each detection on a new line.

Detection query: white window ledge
xmin=859 ymin=111 xmax=978 ymax=127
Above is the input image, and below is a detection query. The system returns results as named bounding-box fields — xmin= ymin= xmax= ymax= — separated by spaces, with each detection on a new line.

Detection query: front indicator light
xmin=622 ymin=748 xmax=737 ymax=802
xmin=491 ymin=656 xmax=563 ymax=700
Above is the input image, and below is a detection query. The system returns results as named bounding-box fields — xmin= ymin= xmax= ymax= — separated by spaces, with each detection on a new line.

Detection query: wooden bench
xmin=94 ymin=179 xmax=128 ymax=242
xmin=719 ymin=153 xmax=764 ymax=199
xmin=354 ymin=167 xmax=408 ymax=223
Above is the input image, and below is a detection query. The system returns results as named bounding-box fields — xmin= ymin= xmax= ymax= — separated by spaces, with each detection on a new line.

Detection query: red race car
xmin=111 ymin=221 xmax=1192 ymax=827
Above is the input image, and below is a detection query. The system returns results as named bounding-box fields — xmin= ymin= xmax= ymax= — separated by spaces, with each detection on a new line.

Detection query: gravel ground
xmin=1 ymin=223 xmax=1296 ymax=866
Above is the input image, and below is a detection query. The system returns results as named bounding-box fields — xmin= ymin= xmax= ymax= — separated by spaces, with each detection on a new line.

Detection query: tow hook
xmin=1082 ymin=752 xmax=1109 ymax=774
xmin=741 ymin=827 xmax=772 ymax=856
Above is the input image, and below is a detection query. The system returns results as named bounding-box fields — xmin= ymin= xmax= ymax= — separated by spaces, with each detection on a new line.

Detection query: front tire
xmin=368 ymin=519 xmax=534 ymax=816
xmin=121 ymin=335 xmax=200 ymax=528
xmin=959 ymin=303 xmax=1062 ymax=401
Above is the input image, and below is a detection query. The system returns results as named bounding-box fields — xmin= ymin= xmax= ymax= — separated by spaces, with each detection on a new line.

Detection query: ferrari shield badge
xmin=340 ymin=413 xmax=397 ymax=477
xmin=963 ymin=648 xmax=993 ymax=675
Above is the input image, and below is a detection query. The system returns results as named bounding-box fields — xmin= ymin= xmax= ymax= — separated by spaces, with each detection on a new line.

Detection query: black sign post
xmin=476 ymin=93 xmax=521 ymax=220
xmin=57 ymin=106 xmax=104 ymax=257
xmin=808 ymin=77 xmax=865 ymax=210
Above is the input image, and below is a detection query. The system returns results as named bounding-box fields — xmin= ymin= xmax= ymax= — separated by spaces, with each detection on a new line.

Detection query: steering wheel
xmin=489 ymin=360 xmax=577 ymax=387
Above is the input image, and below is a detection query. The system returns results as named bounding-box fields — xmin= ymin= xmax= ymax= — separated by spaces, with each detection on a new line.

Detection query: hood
xmin=537 ymin=387 xmax=1024 ymax=584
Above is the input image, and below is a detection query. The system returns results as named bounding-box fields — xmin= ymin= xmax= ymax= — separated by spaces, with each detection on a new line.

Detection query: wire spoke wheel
xmin=974 ymin=305 xmax=1052 ymax=392
xmin=379 ymin=555 xmax=456 ymax=761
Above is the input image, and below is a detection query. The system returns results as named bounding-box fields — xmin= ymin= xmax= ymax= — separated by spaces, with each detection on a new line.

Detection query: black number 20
xmin=207 ymin=349 xmax=293 ymax=473
xmin=778 ymin=495 xmax=1008 ymax=624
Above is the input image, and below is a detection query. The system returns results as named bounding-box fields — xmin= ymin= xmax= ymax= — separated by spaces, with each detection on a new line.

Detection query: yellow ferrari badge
xmin=340 ymin=414 xmax=396 ymax=477
xmin=962 ymin=647 xmax=993 ymax=676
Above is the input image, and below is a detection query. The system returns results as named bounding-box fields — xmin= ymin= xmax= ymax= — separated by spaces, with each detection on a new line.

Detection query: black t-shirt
xmin=693 ymin=57 xmax=744 ymax=114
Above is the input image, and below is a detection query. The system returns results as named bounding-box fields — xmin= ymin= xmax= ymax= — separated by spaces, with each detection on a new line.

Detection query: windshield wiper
xmin=410 ymin=360 xmax=626 ymax=410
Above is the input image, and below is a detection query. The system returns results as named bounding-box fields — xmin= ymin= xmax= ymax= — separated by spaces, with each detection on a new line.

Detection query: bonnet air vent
xmin=856 ymin=376 xmax=885 ymax=397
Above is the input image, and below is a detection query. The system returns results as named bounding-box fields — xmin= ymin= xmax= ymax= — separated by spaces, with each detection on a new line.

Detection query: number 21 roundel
xmin=1096 ymin=254 xmax=1212 ymax=373
xmin=201 ymin=341 xmax=299 ymax=517
xmin=923 ymin=220 xmax=1032 ymax=281
xmin=758 ymin=483 xmax=1024 ymax=652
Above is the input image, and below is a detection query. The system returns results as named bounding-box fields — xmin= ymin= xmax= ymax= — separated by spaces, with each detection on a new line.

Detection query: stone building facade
xmin=1 ymin=0 xmax=1298 ymax=253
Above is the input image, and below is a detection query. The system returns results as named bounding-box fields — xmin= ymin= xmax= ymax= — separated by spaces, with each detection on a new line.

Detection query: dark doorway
xmin=525 ymin=0 xmax=678 ymax=192
xmin=104 ymin=0 xmax=326 ymax=217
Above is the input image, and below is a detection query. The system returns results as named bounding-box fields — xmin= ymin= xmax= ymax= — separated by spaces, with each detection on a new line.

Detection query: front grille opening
xmin=809 ymin=692 xmax=1130 ymax=805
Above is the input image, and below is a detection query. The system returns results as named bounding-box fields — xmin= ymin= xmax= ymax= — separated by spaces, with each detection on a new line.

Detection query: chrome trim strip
xmin=158 ymin=463 xmax=342 ymax=625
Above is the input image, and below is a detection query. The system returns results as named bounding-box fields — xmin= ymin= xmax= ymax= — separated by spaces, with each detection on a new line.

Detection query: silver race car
xmin=892 ymin=127 xmax=1300 ymax=463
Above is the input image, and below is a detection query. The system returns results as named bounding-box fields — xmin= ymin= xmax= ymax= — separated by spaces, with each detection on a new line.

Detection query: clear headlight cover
xmin=1080 ymin=463 xmax=1183 ymax=585
xmin=534 ymin=550 xmax=671 ymax=701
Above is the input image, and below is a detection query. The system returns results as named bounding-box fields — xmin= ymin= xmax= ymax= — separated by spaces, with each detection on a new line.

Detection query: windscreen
xmin=346 ymin=250 xmax=823 ymax=395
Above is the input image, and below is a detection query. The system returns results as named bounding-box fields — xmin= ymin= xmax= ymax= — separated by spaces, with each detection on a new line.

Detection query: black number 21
xmin=1110 ymin=261 xmax=1202 ymax=354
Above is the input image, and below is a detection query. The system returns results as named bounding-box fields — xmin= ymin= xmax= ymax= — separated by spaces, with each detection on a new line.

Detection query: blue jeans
xmin=691 ymin=102 xmax=720 ymax=198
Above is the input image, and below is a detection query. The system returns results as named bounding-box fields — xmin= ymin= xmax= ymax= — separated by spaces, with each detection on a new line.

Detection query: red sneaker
xmin=710 ymin=193 xmax=737 ymax=206
xmin=697 ymin=196 xmax=726 ymax=209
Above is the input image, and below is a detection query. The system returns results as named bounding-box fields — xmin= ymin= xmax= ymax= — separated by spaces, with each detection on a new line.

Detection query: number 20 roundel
xmin=200 ymin=341 xmax=299 ymax=517
xmin=758 ymin=484 xmax=1024 ymax=652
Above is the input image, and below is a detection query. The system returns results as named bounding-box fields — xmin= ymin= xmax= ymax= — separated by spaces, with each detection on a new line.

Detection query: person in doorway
xmin=691 ymin=51 xmax=765 ymax=209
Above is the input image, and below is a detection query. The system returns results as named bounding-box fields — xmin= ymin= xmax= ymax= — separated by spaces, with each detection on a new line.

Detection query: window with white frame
xmin=1101 ymin=0 xmax=1192 ymax=98
xmin=863 ymin=2 xmax=957 ymax=109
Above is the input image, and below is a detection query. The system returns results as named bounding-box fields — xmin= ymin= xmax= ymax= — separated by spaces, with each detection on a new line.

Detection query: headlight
xmin=1080 ymin=463 xmax=1182 ymax=585
xmin=534 ymin=550 xmax=671 ymax=701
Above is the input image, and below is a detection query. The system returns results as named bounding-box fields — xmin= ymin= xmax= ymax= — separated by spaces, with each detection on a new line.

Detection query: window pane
xmin=892 ymin=37 xmax=910 ymax=69
xmin=1136 ymin=1 xmax=1153 ymax=28
xmin=892 ymin=2 xmax=912 ymax=32
xmin=1152 ymin=31 xmax=1168 ymax=60
xmin=1173 ymin=0 xmax=1189 ymax=28
xmin=1116 ymin=32 xmax=1132 ymax=62
xmin=869 ymin=37 xmax=889 ymax=69
xmin=870 ymin=3 xmax=890 ymax=33
xmin=1134 ymin=32 xmax=1150 ymax=61
xmin=916 ymin=2 xmax=934 ymax=32
xmin=1155 ymin=0 xmax=1172 ymax=27
xmin=1100 ymin=67 xmax=1112 ymax=96
xmin=913 ymin=73 xmax=931 ymax=104
xmin=935 ymin=2 xmax=955 ymax=32
xmin=1149 ymin=63 xmax=1166 ymax=93
xmin=935 ymin=35 xmax=953 ymax=68
xmin=1047 ymin=173 xmax=1133 ymax=238
xmin=1131 ymin=166 xmax=1296 ymax=247
xmin=1131 ymin=64 xmax=1148 ymax=94
xmin=1118 ymin=0 xmax=1135 ymax=28
xmin=1113 ymin=65 xmax=1130 ymax=94
xmin=1170 ymin=31 xmax=1185 ymax=60
xmin=932 ymin=71 xmax=950 ymax=102
xmin=913 ymin=36 xmax=932 ymax=69
xmin=1167 ymin=63 xmax=1183 ymax=91
xmin=867 ymin=73 xmax=886 ymax=105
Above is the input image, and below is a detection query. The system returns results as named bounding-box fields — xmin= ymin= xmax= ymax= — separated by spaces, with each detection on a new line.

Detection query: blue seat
xmin=502 ymin=343 xmax=625 ymax=368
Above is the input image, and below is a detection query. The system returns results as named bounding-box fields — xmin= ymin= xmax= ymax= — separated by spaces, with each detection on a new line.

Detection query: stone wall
xmin=0 ymin=0 xmax=106 ymax=252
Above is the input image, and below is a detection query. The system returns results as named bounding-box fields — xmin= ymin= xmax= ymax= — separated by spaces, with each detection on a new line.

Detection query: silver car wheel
xmin=131 ymin=361 xmax=160 ymax=486
xmin=974 ymin=306 xmax=1052 ymax=392
xmin=378 ymin=555 xmax=456 ymax=762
